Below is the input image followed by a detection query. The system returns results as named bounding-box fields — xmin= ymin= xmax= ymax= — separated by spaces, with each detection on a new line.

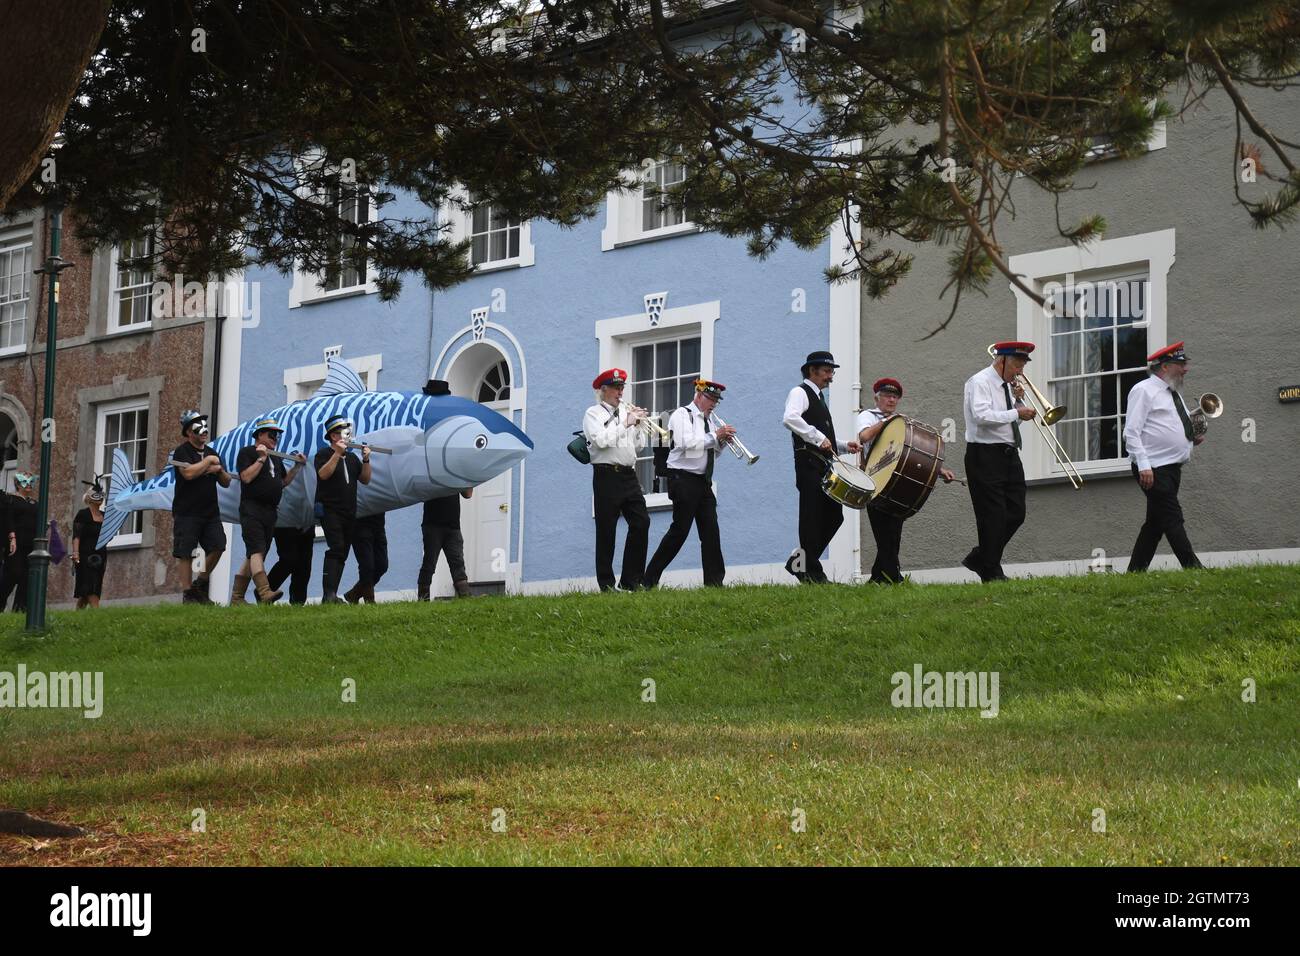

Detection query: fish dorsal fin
xmin=316 ymin=359 xmax=367 ymax=397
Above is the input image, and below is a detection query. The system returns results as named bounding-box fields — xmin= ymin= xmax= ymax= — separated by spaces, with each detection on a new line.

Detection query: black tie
xmin=1169 ymin=388 xmax=1194 ymax=441
xmin=703 ymin=414 xmax=714 ymax=481
xmin=1004 ymin=382 xmax=1022 ymax=449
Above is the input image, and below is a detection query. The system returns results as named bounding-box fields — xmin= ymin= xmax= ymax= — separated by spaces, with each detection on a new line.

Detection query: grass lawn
xmin=1 ymin=564 xmax=1297 ymax=866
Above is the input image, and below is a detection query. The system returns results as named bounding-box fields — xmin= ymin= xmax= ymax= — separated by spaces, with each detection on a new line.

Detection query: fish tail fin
xmin=99 ymin=448 xmax=135 ymax=544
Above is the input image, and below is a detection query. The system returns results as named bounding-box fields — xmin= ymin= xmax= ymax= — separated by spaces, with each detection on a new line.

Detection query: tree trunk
xmin=0 ymin=0 xmax=111 ymax=209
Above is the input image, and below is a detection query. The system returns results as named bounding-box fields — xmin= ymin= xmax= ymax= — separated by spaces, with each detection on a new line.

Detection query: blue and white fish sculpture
xmin=101 ymin=360 xmax=533 ymax=544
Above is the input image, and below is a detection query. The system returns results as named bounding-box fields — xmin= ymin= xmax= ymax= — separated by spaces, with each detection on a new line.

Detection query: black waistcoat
xmin=792 ymin=383 xmax=835 ymax=458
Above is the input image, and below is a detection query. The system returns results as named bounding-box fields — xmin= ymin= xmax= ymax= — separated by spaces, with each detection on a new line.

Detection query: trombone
xmin=986 ymin=344 xmax=1084 ymax=489
xmin=709 ymin=412 xmax=759 ymax=465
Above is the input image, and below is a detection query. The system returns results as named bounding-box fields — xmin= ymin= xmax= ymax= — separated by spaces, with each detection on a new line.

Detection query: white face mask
xmin=339 ymin=427 xmax=353 ymax=443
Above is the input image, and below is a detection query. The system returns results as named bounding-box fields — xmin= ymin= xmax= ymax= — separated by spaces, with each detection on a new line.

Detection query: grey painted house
xmin=855 ymin=86 xmax=1300 ymax=580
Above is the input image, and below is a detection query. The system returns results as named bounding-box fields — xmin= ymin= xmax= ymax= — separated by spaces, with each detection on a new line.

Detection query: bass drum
xmin=863 ymin=416 xmax=945 ymax=518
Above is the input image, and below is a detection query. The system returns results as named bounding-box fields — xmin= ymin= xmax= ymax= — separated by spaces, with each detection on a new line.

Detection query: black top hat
xmin=422 ymin=379 xmax=451 ymax=396
xmin=801 ymin=351 xmax=839 ymax=376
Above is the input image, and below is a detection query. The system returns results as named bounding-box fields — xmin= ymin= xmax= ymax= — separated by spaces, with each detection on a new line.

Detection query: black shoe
xmin=783 ymin=555 xmax=808 ymax=583
xmin=321 ymin=591 xmax=345 ymax=604
xmin=181 ymin=586 xmax=204 ymax=604
xmin=960 ymin=552 xmax=983 ymax=579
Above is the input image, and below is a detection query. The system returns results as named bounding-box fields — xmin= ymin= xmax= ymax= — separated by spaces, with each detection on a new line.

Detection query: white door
xmin=464 ymin=400 xmax=512 ymax=584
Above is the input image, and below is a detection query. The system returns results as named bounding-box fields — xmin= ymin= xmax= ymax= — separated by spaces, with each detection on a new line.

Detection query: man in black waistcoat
xmin=781 ymin=351 xmax=860 ymax=583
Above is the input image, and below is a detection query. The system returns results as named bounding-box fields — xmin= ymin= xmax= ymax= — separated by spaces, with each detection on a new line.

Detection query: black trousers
xmin=320 ymin=511 xmax=356 ymax=596
xmin=0 ymin=545 xmax=31 ymax=612
xmin=1128 ymin=463 xmax=1202 ymax=571
xmin=268 ymin=527 xmax=314 ymax=605
xmin=794 ymin=459 xmax=843 ymax=582
xmin=353 ymin=514 xmax=389 ymax=588
xmin=593 ymin=464 xmax=649 ymax=590
xmin=867 ymin=506 xmax=905 ymax=583
xmin=645 ymin=471 xmax=725 ymax=587
xmin=418 ymin=524 xmax=468 ymax=595
xmin=964 ymin=443 xmax=1026 ymax=581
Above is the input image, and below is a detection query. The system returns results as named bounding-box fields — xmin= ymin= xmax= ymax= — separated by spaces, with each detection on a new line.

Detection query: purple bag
xmin=49 ymin=520 xmax=67 ymax=565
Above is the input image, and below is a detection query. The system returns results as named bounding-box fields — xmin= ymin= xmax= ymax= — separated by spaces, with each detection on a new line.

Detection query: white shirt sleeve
xmin=783 ymin=386 xmax=825 ymax=447
xmin=1124 ymin=383 xmax=1153 ymax=471
xmin=970 ymin=374 xmax=1021 ymax=428
xmin=584 ymin=404 xmax=639 ymax=450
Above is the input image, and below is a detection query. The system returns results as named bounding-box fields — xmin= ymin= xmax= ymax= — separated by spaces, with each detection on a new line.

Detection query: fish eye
xmin=474 ymin=434 xmax=488 ymax=450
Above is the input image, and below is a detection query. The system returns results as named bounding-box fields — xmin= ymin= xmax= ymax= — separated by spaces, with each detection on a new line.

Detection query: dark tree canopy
xmin=10 ymin=0 xmax=1298 ymax=322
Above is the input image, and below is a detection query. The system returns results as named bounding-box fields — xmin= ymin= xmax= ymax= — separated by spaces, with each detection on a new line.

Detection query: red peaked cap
xmin=991 ymin=341 xmax=1035 ymax=360
xmin=1147 ymin=341 xmax=1187 ymax=364
xmin=873 ymin=377 xmax=903 ymax=397
xmin=593 ymin=368 xmax=629 ymax=389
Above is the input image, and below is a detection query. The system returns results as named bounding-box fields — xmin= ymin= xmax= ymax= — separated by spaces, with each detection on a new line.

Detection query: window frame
xmin=288 ymin=163 xmax=381 ymax=308
xmin=627 ymin=331 xmax=704 ymax=498
xmin=107 ymin=232 xmax=158 ymax=335
xmin=595 ymin=300 xmax=719 ymax=509
xmin=601 ymin=160 xmax=703 ymax=251
xmin=0 ymin=229 xmax=32 ymax=356
xmin=1009 ymin=229 xmax=1174 ymax=483
xmin=96 ymin=397 xmax=151 ymax=547
xmin=282 ymin=353 xmax=382 ymax=403
xmin=441 ymin=187 xmax=535 ymax=274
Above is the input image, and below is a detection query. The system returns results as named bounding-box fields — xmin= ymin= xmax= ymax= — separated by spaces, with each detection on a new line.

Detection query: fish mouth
xmin=432 ymin=419 xmax=531 ymax=485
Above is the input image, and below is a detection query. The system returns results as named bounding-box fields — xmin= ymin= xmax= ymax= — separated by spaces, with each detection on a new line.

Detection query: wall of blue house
xmin=429 ymin=214 xmax=837 ymax=587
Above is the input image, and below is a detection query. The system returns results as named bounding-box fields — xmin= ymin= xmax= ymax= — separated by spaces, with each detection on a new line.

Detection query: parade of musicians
xmin=2 ymin=1 xmax=1297 ymax=876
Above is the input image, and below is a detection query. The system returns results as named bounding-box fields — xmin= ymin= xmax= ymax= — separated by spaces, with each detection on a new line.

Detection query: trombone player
xmin=1122 ymin=342 xmax=1205 ymax=572
xmin=583 ymin=367 xmax=653 ymax=591
xmin=960 ymin=342 xmax=1038 ymax=582
xmin=643 ymin=379 xmax=736 ymax=589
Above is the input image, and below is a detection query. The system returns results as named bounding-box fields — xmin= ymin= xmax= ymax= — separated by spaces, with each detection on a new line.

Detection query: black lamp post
xmin=26 ymin=203 xmax=74 ymax=632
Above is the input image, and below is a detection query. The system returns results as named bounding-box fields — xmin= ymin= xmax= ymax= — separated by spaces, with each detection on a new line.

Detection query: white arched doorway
xmin=443 ymin=343 xmax=515 ymax=594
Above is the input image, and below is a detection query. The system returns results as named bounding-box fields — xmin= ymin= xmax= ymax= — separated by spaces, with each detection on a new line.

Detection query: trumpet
xmin=1187 ymin=392 xmax=1223 ymax=438
xmin=627 ymin=405 xmax=671 ymax=442
xmin=986 ymin=343 xmax=1083 ymax=489
xmin=708 ymin=412 xmax=759 ymax=465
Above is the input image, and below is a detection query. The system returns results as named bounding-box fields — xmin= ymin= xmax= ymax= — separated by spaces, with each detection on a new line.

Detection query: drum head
xmin=865 ymin=416 xmax=909 ymax=491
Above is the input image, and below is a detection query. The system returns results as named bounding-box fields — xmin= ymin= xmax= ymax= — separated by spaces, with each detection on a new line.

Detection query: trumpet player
xmin=172 ymin=409 xmax=233 ymax=604
xmin=961 ymin=343 xmax=1037 ymax=583
xmin=1123 ymin=342 xmax=1204 ymax=572
xmin=583 ymin=368 xmax=651 ymax=591
xmin=232 ymin=417 xmax=307 ymax=604
xmin=316 ymin=415 xmax=372 ymax=604
xmin=644 ymin=380 xmax=736 ymax=589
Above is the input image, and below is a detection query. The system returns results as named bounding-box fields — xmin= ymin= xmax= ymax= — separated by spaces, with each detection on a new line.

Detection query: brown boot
xmin=252 ymin=571 xmax=283 ymax=604
xmin=231 ymin=572 xmax=252 ymax=605
xmin=343 ymin=583 xmax=363 ymax=604
xmin=453 ymin=579 xmax=472 ymax=598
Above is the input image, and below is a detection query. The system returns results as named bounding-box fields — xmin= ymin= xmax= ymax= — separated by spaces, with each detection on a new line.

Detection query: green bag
xmin=567 ymin=431 xmax=591 ymax=464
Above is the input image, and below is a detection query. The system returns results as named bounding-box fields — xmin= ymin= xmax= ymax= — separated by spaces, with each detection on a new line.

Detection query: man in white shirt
xmin=960 ymin=342 xmax=1038 ymax=582
xmin=855 ymin=377 xmax=957 ymax=583
xmin=582 ymin=368 xmax=651 ymax=591
xmin=782 ymin=350 xmax=860 ymax=583
xmin=1123 ymin=341 xmax=1204 ymax=571
xmin=643 ymin=380 xmax=737 ymax=588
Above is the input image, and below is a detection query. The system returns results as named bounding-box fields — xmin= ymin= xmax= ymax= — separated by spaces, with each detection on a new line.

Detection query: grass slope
xmin=1 ymin=565 xmax=1297 ymax=865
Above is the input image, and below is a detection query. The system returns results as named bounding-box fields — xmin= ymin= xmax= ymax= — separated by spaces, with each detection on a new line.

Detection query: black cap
xmin=422 ymin=379 xmax=451 ymax=396
xmin=801 ymin=351 xmax=839 ymax=375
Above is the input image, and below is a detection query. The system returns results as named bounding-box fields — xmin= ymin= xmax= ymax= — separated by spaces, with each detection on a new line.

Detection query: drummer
xmin=782 ymin=350 xmax=860 ymax=583
xmin=856 ymin=377 xmax=957 ymax=584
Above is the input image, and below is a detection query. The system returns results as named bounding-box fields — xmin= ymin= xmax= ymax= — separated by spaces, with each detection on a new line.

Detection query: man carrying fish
xmin=315 ymin=415 xmax=372 ymax=604
xmin=231 ymin=417 xmax=307 ymax=604
xmin=172 ymin=409 xmax=233 ymax=605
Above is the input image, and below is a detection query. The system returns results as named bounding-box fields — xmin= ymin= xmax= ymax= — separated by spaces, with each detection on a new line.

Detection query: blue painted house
xmin=230 ymin=23 xmax=863 ymax=599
